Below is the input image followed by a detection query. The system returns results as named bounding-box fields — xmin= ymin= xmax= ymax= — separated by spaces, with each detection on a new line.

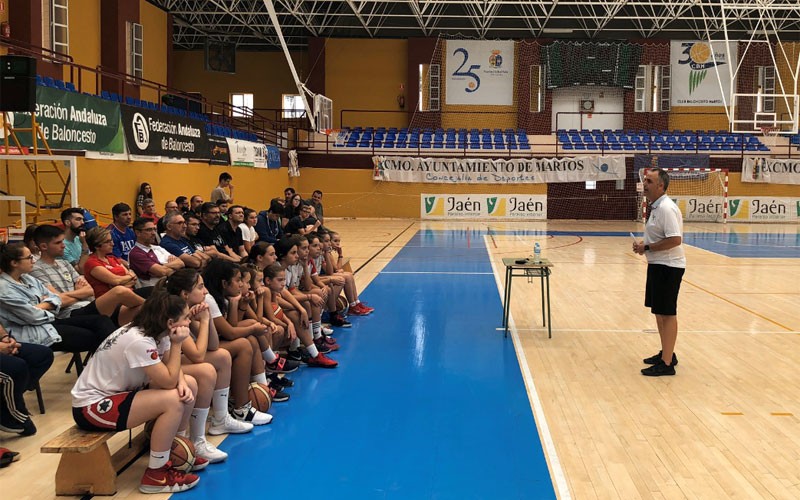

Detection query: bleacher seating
xmin=556 ymin=129 xmax=769 ymax=153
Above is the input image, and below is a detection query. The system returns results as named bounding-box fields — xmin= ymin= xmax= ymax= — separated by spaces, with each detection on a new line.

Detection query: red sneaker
xmin=348 ymin=304 xmax=369 ymax=316
xmin=307 ymin=352 xmax=338 ymax=368
xmin=139 ymin=461 xmax=200 ymax=494
xmin=356 ymin=303 xmax=374 ymax=314
xmin=315 ymin=337 xmax=340 ymax=352
xmin=191 ymin=456 xmax=209 ymax=472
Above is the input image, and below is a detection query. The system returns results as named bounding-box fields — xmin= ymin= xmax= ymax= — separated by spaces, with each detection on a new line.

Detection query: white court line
xmin=381 ymin=271 xmax=494 ymax=275
xmin=500 ymin=327 xmax=799 ymax=335
xmin=486 ymin=238 xmax=572 ymax=500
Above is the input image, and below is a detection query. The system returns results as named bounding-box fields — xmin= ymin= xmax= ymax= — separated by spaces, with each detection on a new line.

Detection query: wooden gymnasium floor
xmin=2 ymin=219 xmax=799 ymax=499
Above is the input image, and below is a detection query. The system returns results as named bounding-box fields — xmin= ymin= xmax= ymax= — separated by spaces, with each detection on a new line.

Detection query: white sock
xmin=350 ymin=301 xmax=357 ymax=307
xmin=176 ymin=429 xmax=187 ymax=438
xmin=190 ymin=407 xmax=209 ymax=441
xmin=262 ymin=348 xmax=277 ymax=363
xmin=307 ymin=343 xmax=320 ymax=358
xmin=310 ymin=325 xmax=321 ymax=340
xmin=312 ymin=321 xmax=322 ymax=336
xmin=251 ymin=372 xmax=267 ymax=385
xmin=149 ymin=449 xmax=170 ymax=470
xmin=290 ymin=337 xmax=301 ymax=350
xmin=211 ymin=388 xmax=230 ymax=422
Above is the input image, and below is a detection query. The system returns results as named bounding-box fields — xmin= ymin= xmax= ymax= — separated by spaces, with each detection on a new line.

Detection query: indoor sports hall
xmin=1 ymin=1 xmax=799 ymax=499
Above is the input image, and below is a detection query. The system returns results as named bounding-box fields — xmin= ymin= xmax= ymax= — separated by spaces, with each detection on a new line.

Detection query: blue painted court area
xmin=182 ymin=229 xmax=556 ymax=500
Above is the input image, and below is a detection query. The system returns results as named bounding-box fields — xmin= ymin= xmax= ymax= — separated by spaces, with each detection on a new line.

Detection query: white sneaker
xmin=208 ymin=413 xmax=254 ymax=436
xmin=193 ymin=437 xmax=228 ymax=463
xmin=322 ymin=326 xmax=335 ymax=335
xmin=232 ymin=401 xmax=272 ymax=426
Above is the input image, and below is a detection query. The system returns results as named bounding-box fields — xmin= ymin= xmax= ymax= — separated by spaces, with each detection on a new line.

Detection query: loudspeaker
xmin=0 ymin=56 xmax=36 ymax=112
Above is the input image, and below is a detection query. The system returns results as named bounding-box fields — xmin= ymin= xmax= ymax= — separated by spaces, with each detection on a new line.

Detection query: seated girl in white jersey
xmin=322 ymin=230 xmax=374 ymax=316
xmin=273 ymin=236 xmax=338 ymax=368
xmin=157 ymin=269 xmax=256 ymax=437
xmin=70 ymin=292 xmax=204 ymax=494
xmin=201 ymin=259 xmax=276 ymax=424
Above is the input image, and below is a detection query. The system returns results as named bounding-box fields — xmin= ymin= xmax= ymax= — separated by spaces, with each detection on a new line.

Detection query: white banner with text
xmin=421 ymin=194 xmax=547 ymax=219
xmin=671 ymin=40 xmax=737 ymax=107
xmin=727 ymin=197 xmax=799 ymax=222
xmin=741 ymin=158 xmax=800 ymax=185
xmin=445 ymin=40 xmax=515 ymax=106
xmin=373 ymin=155 xmax=626 ymax=184
xmin=226 ymin=138 xmax=267 ymax=168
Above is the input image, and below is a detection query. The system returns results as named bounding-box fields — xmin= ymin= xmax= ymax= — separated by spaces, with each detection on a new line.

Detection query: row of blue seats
xmin=343 ymin=127 xmax=528 ymax=138
xmin=207 ymin=124 xmax=259 ymax=142
xmin=790 ymin=135 xmax=800 ymax=145
xmin=36 ymin=75 xmax=77 ymax=92
xmin=562 ymin=142 xmax=769 ymax=152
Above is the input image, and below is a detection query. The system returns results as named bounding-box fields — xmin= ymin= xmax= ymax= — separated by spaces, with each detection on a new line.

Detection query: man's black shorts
xmin=644 ymin=264 xmax=685 ymax=315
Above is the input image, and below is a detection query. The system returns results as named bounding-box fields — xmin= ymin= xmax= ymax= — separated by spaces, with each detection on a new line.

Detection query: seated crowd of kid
xmin=0 ymin=184 xmax=373 ymax=493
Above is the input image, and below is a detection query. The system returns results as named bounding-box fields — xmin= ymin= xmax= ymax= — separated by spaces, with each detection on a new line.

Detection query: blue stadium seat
xmin=43 ymin=76 xmax=56 ymax=87
xmin=35 ymin=75 xmax=45 ymax=86
xmin=65 ymin=82 xmax=76 ymax=92
xmin=101 ymin=90 xmax=112 ymax=100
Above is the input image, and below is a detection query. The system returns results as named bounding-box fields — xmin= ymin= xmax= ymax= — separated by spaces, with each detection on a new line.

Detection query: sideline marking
xmin=382 ymin=271 xmax=493 ymax=275
xmin=683 ymin=278 xmax=794 ymax=332
xmin=721 ymin=412 xmax=744 ymax=416
xmin=486 ymin=236 xmax=571 ymax=500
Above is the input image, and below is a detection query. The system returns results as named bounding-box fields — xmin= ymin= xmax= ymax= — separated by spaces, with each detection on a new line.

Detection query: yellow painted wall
xmin=65 ymin=0 xmax=101 ymax=92
xmin=139 ymin=0 xmax=168 ymax=103
xmin=73 ymin=159 xmax=288 ymax=223
xmin=171 ymin=50 xmax=307 ymax=114
xmin=669 ymin=106 xmax=730 ymax=131
xmin=325 ymin=39 xmax=408 ymax=130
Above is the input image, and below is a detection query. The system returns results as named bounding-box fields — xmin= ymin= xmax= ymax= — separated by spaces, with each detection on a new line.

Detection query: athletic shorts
xmin=644 ymin=264 xmax=685 ymax=316
xmin=271 ymin=302 xmax=286 ymax=322
xmin=73 ymin=390 xmax=137 ymax=432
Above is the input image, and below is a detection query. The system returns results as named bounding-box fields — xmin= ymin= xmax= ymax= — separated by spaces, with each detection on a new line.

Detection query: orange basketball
xmin=248 ymin=382 xmax=272 ymax=412
xmin=170 ymin=435 xmax=196 ymax=472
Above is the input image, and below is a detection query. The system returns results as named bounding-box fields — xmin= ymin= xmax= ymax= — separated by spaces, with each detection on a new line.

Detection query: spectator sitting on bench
xmin=160 ymin=212 xmax=211 ymax=269
xmin=255 ymin=199 xmax=284 ymax=244
xmin=83 ymin=227 xmax=139 ymax=299
xmin=108 ymin=203 xmax=136 ymax=261
xmin=70 ymin=292 xmax=204 ymax=493
xmin=0 ymin=323 xmax=53 ymax=436
xmin=29 ymin=225 xmax=144 ymax=327
xmin=60 ymin=207 xmax=90 ymax=274
xmin=285 ymin=202 xmax=321 ymax=236
xmin=283 ymin=193 xmax=303 ymax=228
xmin=218 ymin=205 xmax=248 ymax=260
xmin=23 ymin=224 xmax=40 ymax=264
xmin=197 ymin=203 xmax=240 ymax=263
xmin=157 ymin=201 xmax=179 ymax=234
xmin=176 ymin=196 xmax=190 ymax=214
xmin=188 ymin=195 xmax=204 ymax=217
xmin=0 ymin=241 xmax=115 ymax=358
xmin=129 ymin=218 xmax=186 ymax=288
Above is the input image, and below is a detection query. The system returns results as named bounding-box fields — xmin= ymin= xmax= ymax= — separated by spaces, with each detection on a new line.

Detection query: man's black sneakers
xmin=643 ymin=351 xmax=678 ymax=366
xmin=641 ymin=359 xmax=676 ymax=376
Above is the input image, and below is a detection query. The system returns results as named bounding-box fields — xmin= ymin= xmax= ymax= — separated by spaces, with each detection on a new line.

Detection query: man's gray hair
xmin=162 ymin=210 xmax=182 ymax=226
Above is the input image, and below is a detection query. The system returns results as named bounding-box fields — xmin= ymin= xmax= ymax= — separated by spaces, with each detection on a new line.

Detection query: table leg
xmin=503 ymin=266 xmax=512 ymax=338
xmin=545 ymin=269 xmax=552 ymax=339
xmin=539 ymin=270 xmax=545 ymax=327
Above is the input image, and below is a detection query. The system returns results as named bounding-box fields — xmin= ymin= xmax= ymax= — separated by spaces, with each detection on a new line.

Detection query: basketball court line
xmin=682 ymin=278 xmax=795 ymax=331
xmin=381 ymin=271 xmax=494 ymax=275
xmin=499 ymin=327 xmax=799 ymax=335
xmin=486 ymin=235 xmax=572 ymax=500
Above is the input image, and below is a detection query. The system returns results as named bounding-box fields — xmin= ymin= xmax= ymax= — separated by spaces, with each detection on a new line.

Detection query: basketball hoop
xmin=759 ymin=126 xmax=778 ymax=138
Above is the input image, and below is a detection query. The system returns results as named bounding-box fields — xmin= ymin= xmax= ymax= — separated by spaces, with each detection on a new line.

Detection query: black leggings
xmin=0 ymin=343 xmax=54 ymax=423
xmin=51 ymin=314 xmax=117 ymax=353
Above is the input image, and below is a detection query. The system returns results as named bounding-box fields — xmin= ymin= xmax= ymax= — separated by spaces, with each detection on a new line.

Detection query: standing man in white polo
xmin=633 ymin=168 xmax=685 ymax=376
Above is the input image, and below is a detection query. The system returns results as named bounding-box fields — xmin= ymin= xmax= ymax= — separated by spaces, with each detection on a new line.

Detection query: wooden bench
xmin=41 ymin=425 xmax=147 ymax=496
